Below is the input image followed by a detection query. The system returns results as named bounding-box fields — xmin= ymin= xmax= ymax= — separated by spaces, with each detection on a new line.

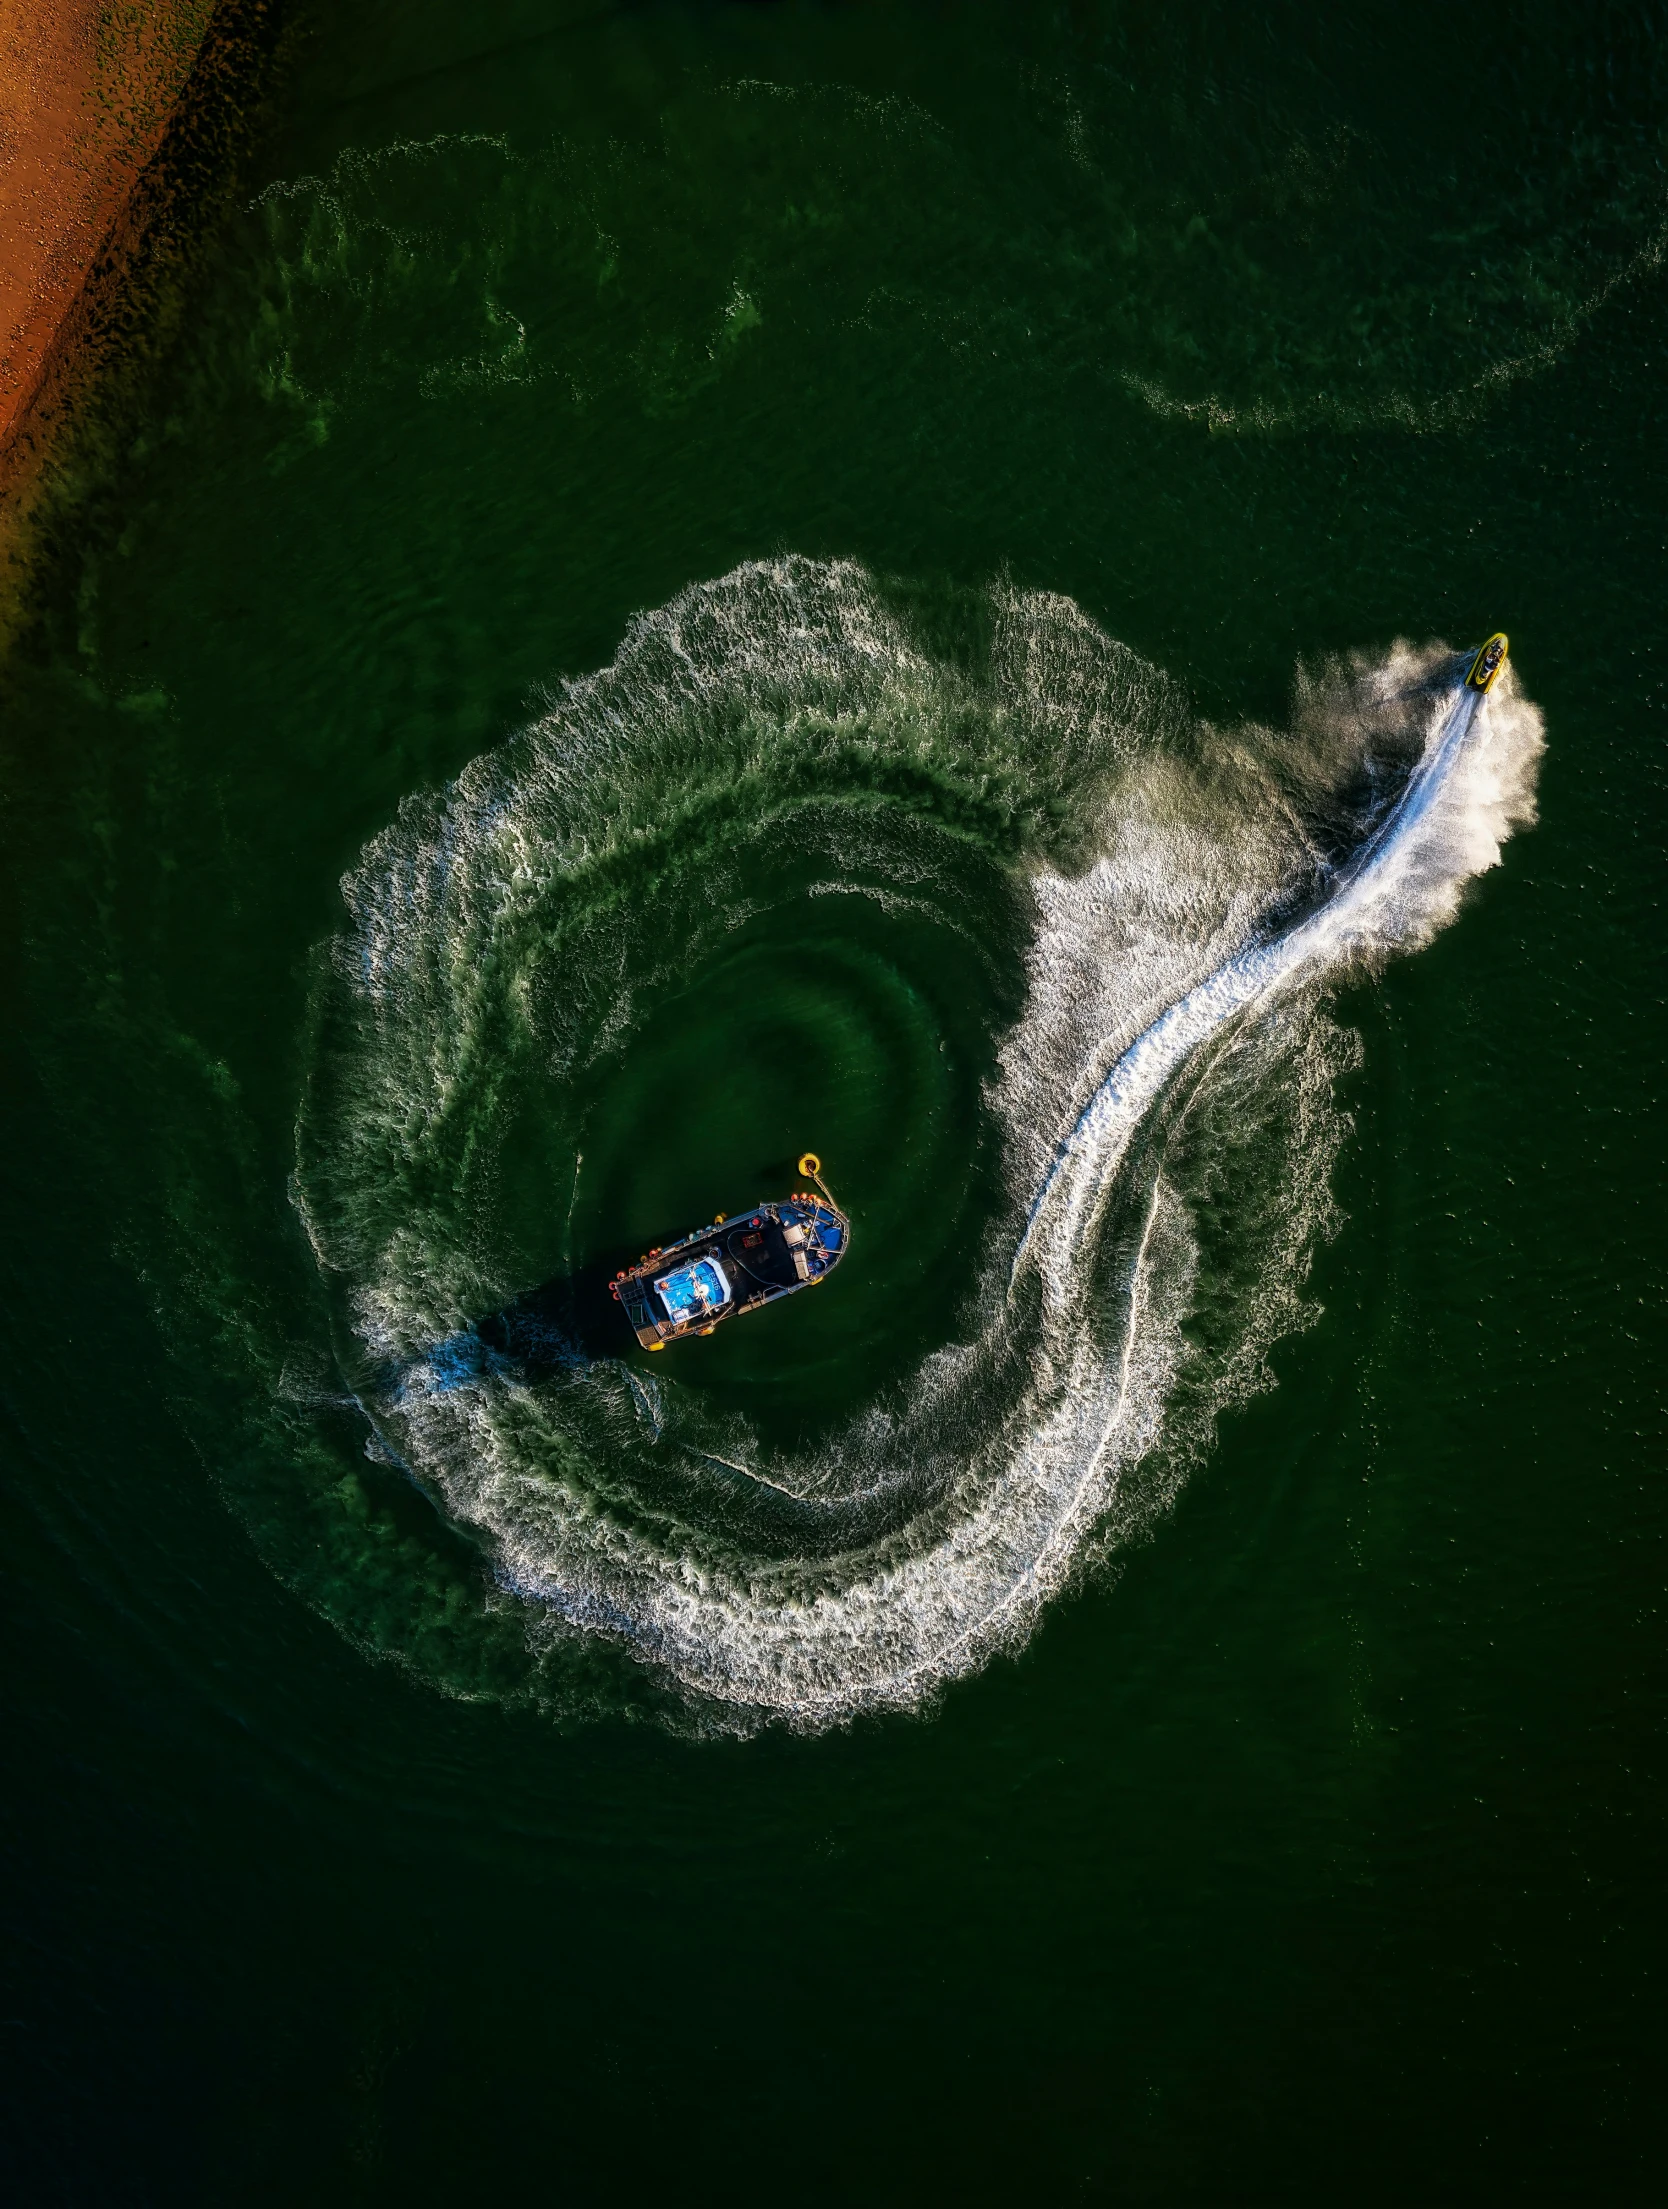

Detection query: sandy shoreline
xmin=0 ymin=0 xmax=214 ymax=456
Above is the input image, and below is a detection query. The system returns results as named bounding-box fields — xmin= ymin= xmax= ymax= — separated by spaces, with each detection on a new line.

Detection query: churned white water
xmin=293 ymin=560 xmax=1543 ymax=1729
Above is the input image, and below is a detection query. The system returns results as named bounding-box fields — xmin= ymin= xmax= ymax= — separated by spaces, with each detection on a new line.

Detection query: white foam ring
xmin=294 ymin=561 xmax=1544 ymax=1730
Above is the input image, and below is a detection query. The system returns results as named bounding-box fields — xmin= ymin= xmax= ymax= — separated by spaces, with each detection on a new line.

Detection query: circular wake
xmin=293 ymin=559 xmax=1543 ymax=1728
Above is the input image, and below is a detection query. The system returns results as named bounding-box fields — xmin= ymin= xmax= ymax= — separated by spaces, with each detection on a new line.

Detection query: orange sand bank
xmin=0 ymin=0 xmax=214 ymax=455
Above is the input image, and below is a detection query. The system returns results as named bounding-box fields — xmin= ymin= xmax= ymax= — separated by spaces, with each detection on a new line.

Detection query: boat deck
xmin=612 ymin=1195 xmax=847 ymax=1348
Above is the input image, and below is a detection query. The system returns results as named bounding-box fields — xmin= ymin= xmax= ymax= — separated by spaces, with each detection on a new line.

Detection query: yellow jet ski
xmin=1466 ymin=633 xmax=1509 ymax=692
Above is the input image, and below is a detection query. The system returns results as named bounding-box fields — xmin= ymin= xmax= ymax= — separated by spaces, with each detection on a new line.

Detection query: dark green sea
xmin=4 ymin=1 xmax=1666 ymax=2197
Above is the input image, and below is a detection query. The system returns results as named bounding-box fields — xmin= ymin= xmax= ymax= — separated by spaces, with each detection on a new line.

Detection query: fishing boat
xmin=1466 ymin=632 xmax=1509 ymax=691
xmin=610 ymin=1154 xmax=850 ymax=1351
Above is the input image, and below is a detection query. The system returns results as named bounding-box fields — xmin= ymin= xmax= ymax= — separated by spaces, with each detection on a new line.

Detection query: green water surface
xmin=3 ymin=1 xmax=1666 ymax=2198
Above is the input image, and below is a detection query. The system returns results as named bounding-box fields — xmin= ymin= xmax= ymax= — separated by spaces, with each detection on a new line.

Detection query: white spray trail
xmin=495 ymin=670 xmax=1528 ymax=1723
xmin=296 ymin=561 xmax=1544 ymax=1728
xmin=1015 ymin=673 xmax=1497 ymax=1304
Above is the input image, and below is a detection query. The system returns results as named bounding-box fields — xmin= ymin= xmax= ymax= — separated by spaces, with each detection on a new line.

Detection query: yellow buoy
xmin=798 ymin=1152 xmax=821 ymax=1178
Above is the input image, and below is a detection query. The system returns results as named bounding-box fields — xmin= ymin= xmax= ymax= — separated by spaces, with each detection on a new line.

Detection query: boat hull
xmin=610 ymin=1188 xmax=849 ymax=1349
